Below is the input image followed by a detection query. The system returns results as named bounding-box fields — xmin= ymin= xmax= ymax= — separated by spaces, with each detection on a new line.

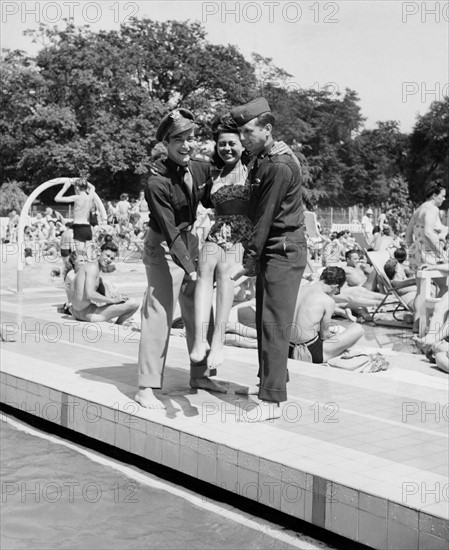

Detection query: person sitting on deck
xmin=69 ymin=240 xmax=138 ymax=324
xmin=414 ymin=263 xmax=449 ymax=371
xmin=225 ymin=267 xmax=364 ymax=362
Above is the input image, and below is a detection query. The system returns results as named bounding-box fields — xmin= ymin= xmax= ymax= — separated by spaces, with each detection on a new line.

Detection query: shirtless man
xmin=226 ymin=269 xmax=363 ymax=361
xmin=70 ymin=240 xmax=138 ymax=323
xmin=405 ymin=183 xmax=447 ymax=272
xmin=55 ymin=178 xmax=96 ymax=258
xmin=343 ymin=249 xmax=374 ymax=288
xmin=405 ymin=183 xmax=448 ymax=325
xmin=289 ymin=267 xmax=364 ymax=363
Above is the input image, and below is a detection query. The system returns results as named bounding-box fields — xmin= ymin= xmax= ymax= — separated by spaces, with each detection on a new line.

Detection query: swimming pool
xmin=0 ymin=416 xmax=335 ymax=550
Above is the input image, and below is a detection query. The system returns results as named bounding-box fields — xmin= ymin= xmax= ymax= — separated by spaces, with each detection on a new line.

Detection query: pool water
xmin=0 ymin=417 xmax=335 ymax=550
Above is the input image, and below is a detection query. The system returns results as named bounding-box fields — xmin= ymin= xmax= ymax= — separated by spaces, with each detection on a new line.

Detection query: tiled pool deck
xmin=1 ymin=257 xmax=448 ymax=550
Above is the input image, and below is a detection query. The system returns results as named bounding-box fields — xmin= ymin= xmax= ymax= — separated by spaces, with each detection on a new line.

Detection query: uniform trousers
xmin=138 ymin=228 xmax=215 ymax=388
xmin=256 ymin=230 xmax=307 ymax=403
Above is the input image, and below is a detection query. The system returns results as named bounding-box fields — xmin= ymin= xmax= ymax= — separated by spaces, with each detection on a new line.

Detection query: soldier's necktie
xmin=183 ymin=166 xmax=193 ymax=195
xmin=249 ymin=156 xmax=259 ymax=185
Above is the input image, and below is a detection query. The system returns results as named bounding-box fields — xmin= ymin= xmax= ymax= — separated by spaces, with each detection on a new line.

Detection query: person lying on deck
xmin=225 ymin=267 xmax=364 ymax=362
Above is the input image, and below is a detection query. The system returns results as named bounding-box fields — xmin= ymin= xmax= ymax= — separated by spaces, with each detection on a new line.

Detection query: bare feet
xmin=190 ymin=377 xmax=228 ymax=393
xmin=239 ymin=401 xmax=281 ymax=422
xmin=235 ymin=384 xmax=259 ymax=395
xmin=345 ymin=308 xmax=357 ymax=322
xmin=412 ymin=336 xmax=431 ymax=354
xmin=135 ymin=387 xmax=166 ymax=409
xmin=207 ymin=346 xmax=224 ymax=370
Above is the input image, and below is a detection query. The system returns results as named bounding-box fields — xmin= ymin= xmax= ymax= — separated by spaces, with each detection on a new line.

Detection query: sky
xmin=1 ymin=0 xmax=448 ymax=133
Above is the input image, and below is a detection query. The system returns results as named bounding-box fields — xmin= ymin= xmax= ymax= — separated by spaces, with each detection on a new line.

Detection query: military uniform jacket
xmin=244 ymin=151 xmax=304 ymax=274
xmin=145 ymin=157 xmax=212 ymax=274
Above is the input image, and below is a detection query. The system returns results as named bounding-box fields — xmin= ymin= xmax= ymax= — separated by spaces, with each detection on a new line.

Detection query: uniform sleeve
xmin=192 ymin=159 xmax=214 ymax=209
xmin=146 ymin=178 xmax=196 ymax=274
xmin=243 ymin=160 xmax=294 ymax=274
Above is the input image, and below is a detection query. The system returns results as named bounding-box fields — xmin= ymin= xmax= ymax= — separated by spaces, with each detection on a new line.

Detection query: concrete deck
xmin=1 ymin=251 xmax=448 ymax=550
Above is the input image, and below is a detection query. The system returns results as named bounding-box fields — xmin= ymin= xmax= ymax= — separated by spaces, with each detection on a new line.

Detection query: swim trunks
xmin=72 ymin=224 xmax=92 ymax=242
xmin=236 ymin=304 xmax=256 ymax=328
xmin=69 ymin=303 xmax=100 ymax=322
xmin=289 ymin=335 xmax=324 ymax=363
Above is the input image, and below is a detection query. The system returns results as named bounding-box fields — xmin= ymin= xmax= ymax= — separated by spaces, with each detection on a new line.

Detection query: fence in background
xmin=22 ymin=204 xmax=449 ymax=232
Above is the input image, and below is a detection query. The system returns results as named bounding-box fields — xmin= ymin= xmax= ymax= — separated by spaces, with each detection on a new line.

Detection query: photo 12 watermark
xmin=402 ymin=82 xmax=449 ymax=103
xmin=1 ymin=480 xmax=139 ymax=504
xmin=402 ymin=2 xmax=448 ymax=23
xmin=203 ymin=479 xmax=340 ymax=504
xmin=1 ymin=398 xmax=141 ymax=425
xmin=402 ymin=401 xmax=449 ymax=423
xmin=201 ymin=400 xmax=340 ymax=424
xmin=402 ymin=481 xmax=448 ymax=504
xmin=1 ymin=320 xmax=140 ymax=344
xmin=1 ymin=1 xmax=140 ymax=25
xmin=202 ymin=1 xmax=340 ymax=24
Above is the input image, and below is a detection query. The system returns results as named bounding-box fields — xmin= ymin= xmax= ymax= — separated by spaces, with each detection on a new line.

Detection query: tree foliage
xmin=406 ymin=98 xmax=449 ymax=202
xmin=0 ymin=181 xmax=29 ymax=216
xmin=1 ymin=19 xmax=447 ymax=210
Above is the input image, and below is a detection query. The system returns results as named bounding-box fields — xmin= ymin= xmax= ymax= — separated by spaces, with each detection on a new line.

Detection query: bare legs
xmin=322 ymin=324 xmax=364 ymax=362
xmin=86 ymin=300 xmax=139 ymax=324
xmin=435 ymin=349 xmax=449 ymax=373
xmin=419 ymin=291 xmax=449 ymax=346
xmin=189 ymin=243 xmax=217 ymax=363
xmin=190 ymin=242 xmax=243 ymax=370
xmin=208 ymin=244 xmax=241 ymax=369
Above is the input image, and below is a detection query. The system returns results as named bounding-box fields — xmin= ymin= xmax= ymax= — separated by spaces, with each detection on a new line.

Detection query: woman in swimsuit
xmin=189 ymin=115 xmax=252 ymax=370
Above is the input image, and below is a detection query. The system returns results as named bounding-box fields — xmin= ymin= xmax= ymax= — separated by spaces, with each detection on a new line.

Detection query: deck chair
xmin=365 ymin=250 xmax=416 ymax=324
xmin=352 ymin=232 xmax=371 ymax=250
xmin=304 ymin=211 xmax=325 ymax=272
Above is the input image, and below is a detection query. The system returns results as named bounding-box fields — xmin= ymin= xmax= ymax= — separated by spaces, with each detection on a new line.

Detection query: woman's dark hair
xmin=210 ymin=113 xmax=251 ymax=168
xmin=320 ymin=266 xmax=346 ymax=288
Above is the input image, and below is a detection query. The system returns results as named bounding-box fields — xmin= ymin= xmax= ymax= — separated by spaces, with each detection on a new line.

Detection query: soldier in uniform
xmin=135 ymin=109 xmax=227 ymax=409
xmin=231 ymin=98 xmax=307 ymax=421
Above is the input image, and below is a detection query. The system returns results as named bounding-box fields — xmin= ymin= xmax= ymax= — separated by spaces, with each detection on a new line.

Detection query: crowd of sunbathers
xmin=3 ymin=159 xmax=448 ymax=374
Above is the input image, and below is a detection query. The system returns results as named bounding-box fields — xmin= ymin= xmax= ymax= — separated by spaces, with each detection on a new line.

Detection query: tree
xmin=1 ymin=20 xmax=258 ymax=198
xmin=344 ymin=121 xmax=409 ymax=206
xmin=406 ymin=98 xmax=449 ymax=202
xmin=0 ymin=181 xmax=28 ymax=216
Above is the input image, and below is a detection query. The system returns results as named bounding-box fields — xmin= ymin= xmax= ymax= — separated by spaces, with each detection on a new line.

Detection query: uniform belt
xmin=214 ymin=199 xmax=250 ymax=217
xmin=147 ymin=223 xmax=193 ymax=236
xmin=269 ymin=225 xmax=305 ymax=238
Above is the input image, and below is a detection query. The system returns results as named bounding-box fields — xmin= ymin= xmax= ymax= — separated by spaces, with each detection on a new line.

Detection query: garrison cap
xmin=230 ymin=97 xmax=271 ymax=127
xmin=156 ymin=109 xmax=196 ymax=142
